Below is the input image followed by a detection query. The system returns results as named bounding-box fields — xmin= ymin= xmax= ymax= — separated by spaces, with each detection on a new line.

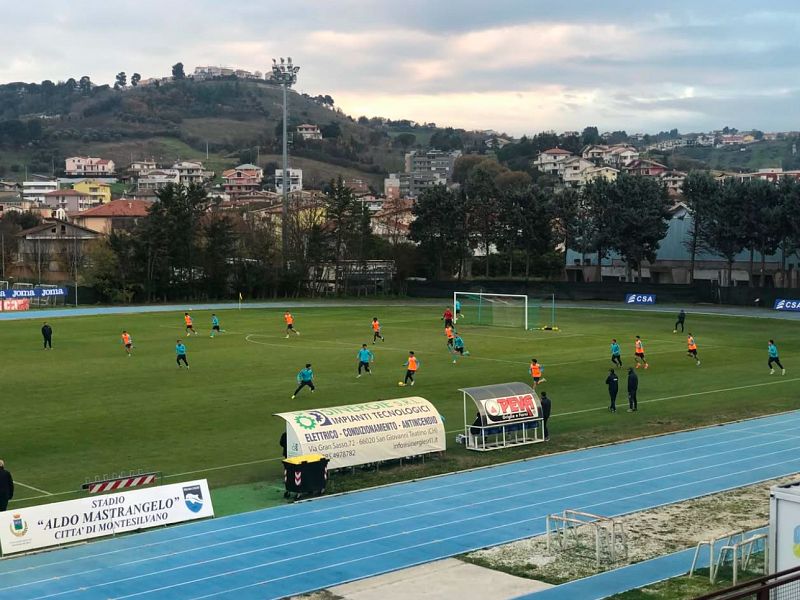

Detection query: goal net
xmin=454 ymin=292 xmax=530 ymax=329
xmin=453 ymin=292 xmax=557 ymax=330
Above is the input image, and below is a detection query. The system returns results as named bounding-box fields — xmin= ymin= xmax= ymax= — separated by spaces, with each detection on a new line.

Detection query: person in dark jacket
xmin=627 ymin=368 xmax=639 ymax=412
xmin=605 ymin=369 xmax=619 ymax=413
xmin=279 ymin=432 xmax=288 ymax=458
xmin=540 ymin=391 xmax=552 ymax=441
xmin=0 ymin=459 xmax=14 ymax=511
xmin=674 ymin=309 xmax=686 ymax=333
xmin=41 ymin=322 xmax=53 ymax=349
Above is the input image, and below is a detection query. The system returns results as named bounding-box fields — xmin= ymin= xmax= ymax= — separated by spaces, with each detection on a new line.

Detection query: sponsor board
xmin=0 ymin=288 xmax=67 ymax=299
xmin=480 ymin=393 xmax=540 ymax=424
xmin=276 ymin=397 xmax=446 ymax=469
xmin=625 ymin=293 xmax=656 ymax=305
xmin=0 ymin=479 xmax=213 ymax=555
xmin=1 ymin=299 xmax=30 ymax=312
xmin=774 ymin=299 xmax=800 ymax=311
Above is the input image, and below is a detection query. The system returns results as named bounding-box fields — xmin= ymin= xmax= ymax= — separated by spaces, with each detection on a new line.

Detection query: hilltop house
xmin=533 ymin=148 xmax=573 ymax=176
xmin=42 ymin=189 xmax=97 ymax=213
xmin=222 ymin=164 xmax=264 ymax=197
xmin=296 ymin=124 xmax=322 ymax=140
xmin=65 ymin=156 xmax=115 ymax=176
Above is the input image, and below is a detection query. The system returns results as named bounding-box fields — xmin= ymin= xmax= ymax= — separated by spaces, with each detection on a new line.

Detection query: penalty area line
xmin=15 ymin=481 xmax=54 ymax=495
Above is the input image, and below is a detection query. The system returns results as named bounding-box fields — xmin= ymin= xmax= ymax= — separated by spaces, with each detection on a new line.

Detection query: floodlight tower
xmin=271 ymin=57 xmax=300 ymax=269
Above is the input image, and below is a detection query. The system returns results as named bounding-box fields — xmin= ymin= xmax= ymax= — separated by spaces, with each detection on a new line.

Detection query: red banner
xmin=1 ymin=299 xmax=30 ymax=311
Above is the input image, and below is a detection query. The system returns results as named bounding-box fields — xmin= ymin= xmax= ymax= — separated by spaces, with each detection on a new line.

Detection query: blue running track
xmin=2 ymin=411 xmax=800 ymax=599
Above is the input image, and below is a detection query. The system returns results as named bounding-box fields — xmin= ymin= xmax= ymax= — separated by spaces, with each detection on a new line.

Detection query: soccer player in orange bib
xmin=529 ymin=358 xmax=546 ymax=386
xmin=687 ymin=333 xmax=700 ymax=366
xmin=445 ymin=324 xmax=455 ymax=350
xmin=184 ymin=313 xmax=198 ymax=336
xmin=371 ymin=317 xmax=385 ymax=343
xmin=284 ymin=311 xmax=300 ymax=338
xmin=400 ymin=351 xmax=419 ymax=386
xmin=634 ymin=336 xmax=649 ymax=369
xmin=121 ymin=330 xmax=133 ymax=356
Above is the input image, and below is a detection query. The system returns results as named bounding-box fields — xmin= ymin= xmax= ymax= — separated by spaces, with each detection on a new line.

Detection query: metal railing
xmin=694 ymin=564 xmax=800 ymax=599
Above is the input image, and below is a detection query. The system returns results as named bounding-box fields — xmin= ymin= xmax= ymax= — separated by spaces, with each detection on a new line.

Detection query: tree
xmin=131 ymin=73 xmax=141 ymax=87
xmin=464 ymin=164 xmax=501 ymax=277
xmin=320 ymin=121 xmax=341 ymax=139
xmin=201 ymin=214 xmax=237 ymax=298
xmin=682 ymin=171 xmax=719 ymax=282
xmin=608 ymin=175 xmax=671 ymax=281
xmin=172 ymin=62 xmax=185 ymax=79
xmin=580 ymin=176 xmax=619 ymax=281
xmin=410 ymin=186 xmax=467 ymax=279
xmin=115 ymin=72 xmax=127 ymax=89
xmin=392 ymin=133 xmax=416 ymax=150
xmin=79 ymin=75 xmax=92 ymax=93
xmin=581 ymin=126 xmax=602 ymax=146
xmin=701 ymin=179 xmax=748 ymax=286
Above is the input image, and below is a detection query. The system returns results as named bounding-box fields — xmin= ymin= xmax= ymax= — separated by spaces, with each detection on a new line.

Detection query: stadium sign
xmin=774 ymin=299 xmax=800 ymax=311
xmin=0 ymin=299 xmax=29 ymax=312
xmin=0 ymin=287 xmax=67 ymax=299
xmin=275 ymin=397 xmax=446 ymax=469
xmin=625 ymin=294 xmax=656 ymax=305
xmin=0 ymin=479 xmax=213 ymax=555
xmin=481 ymin=393 xmax=539 ymax=424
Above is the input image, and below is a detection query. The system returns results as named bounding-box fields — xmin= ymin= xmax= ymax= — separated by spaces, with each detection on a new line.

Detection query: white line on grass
xmin=556 ymin=376 xmax=800 ymax=418
xmin=15 ymin=481 xmax=53 ymax=495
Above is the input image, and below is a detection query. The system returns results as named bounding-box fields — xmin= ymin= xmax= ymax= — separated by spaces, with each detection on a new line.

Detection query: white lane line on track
xmin=52 ymin=445 xmax=800 ymax=600
xmin=8 ymin=411 xmax=800 ymax=579
xmin=11 ymin=418 xmax=800 ymax=591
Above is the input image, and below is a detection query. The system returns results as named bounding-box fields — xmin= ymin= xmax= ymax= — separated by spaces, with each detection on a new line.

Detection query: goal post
xmin=453 ymin=292 xmax=557 ymax=331
xmin=454 ymin=292 xmax=529 ymax=329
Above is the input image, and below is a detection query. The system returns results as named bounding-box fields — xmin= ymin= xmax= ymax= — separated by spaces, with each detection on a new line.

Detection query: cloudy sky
xmin=4 ymin=1 xmax=800 ymax=135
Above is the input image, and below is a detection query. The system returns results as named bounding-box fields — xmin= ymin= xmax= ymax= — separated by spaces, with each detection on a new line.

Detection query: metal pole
xmin=74 ymin=234 xmax=78 ymax=307
xmin=281 ymin=82 xmax=289 ymax=269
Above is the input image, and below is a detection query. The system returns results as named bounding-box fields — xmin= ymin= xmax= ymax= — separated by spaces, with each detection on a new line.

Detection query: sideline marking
xmin=15 ymin=481 xmax=53 ymax=495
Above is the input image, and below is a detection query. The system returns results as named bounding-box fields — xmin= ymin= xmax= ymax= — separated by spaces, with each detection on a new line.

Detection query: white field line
xmin=14 ymin=481 xmax=53 ymax=495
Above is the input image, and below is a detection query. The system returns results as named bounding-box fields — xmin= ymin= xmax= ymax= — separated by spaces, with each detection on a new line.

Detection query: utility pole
xmin=270 ymin=57 xmax=299 ymax=270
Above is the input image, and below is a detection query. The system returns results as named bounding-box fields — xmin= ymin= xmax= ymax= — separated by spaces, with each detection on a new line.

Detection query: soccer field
xmin=3 ymin=303 xmax=799 ymax=508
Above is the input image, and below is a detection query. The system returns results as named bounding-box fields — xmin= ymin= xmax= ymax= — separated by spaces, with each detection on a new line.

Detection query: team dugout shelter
xmin=461 ymin=382 xmax=545 ymax=451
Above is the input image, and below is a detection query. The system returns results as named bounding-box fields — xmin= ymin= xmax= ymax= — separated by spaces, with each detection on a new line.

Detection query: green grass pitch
xmin=2 ymin=304 xmax=799 ymax=508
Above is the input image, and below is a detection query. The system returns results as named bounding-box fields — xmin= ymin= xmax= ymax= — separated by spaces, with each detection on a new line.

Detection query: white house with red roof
xmin=533 ymin=148 xmax=574 ymax=176
xmin=65 ymin=156 xmax=115 ymax=176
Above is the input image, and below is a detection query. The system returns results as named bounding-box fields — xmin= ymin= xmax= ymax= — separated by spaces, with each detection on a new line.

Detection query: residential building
xmin=296 ymin=124 xmax=322 ymax=140
xmin=695 ymin=134 xmax=716 ymax=147
xmin=561 ymin=157 xmax=596 ymax=186
xmin=734 ymin=168 xmax=800 ymax=183
xmin=384 ymin=173 xmax=406 ymax=200
xmin=720 ymin=134 xmax=745 ymax=146
xmin=582 ymin=145 xmax=613 ymax=162
xmin=137 ymin=169 xmax=180 ymax=192
xmin=65 ymin=156 xmax=115 ymax=176
xmin=193 ymin=66 xmax=262 ymax=80
xmin=343 ymin=178 xmax=371 ymax=196
xmin=70 ymin=199 xmax=150 ymax=234
xmin=660 ymin=170 xmax=687 ymax=196
xmin=404 ymin=149 xmax=461 ymax=183
xmin=0 ymin=180 xmax=18 ymax=192
xmin=533 ymin=148 xmax=574 ymax=176
xmin=73 ymin=179 xmax=112 ymax=204
xmin=371 ymin=198 xmax=414 ymax=244
xmin=222 ymin=164 xmax=264 ymax=197
xmin=0 ymin=195 xmax=38 ymax=215
xmin=583 ymin=166 xmax=619 ymax=184
xmin=172 ymin=161 xmax=211 ymax=186
xmin=14 ymin=219 xmax=103 ymax=283
xmin=129 ymin=159 xmax=157 ymax=175
xmin=42 ymin=189 xmax=97 ymax=213
xmin=22 ymin=179 xmax=58 ymax=203
xmin=275 ymin=168 xmax=303 ymax=193
xmin=607 ymin=146 xmax=639 ymax=167
xmin=484 ymin=136 xmax=513 ymax=149
xmin=625 ymin=159 xmax=668 ymax=177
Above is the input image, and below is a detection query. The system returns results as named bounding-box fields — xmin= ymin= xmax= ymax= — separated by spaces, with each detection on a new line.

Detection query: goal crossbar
xmin=453 ymin=292 xmax=529 ymax=330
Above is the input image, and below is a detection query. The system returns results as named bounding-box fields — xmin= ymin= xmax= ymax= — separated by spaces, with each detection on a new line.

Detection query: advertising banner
xmin=1 ymin=299 xmax=30 ymax=311
xmin=625 ymin=293 xmax=656 ymax=305
xmin=774 ymin=299 xmax=800 ymax=312
xmin=0 ymin=479 xmax=213 ymax=555
xmin=479 ymin=392 xmax=540 ymax=424
xmin=275 ymin=397 xmax=446 ymax=469
xmin=0 ymin=287 xmax=67 ymax=299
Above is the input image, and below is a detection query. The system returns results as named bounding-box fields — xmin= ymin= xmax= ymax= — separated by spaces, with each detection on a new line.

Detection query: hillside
xmin=656 ymin=139 xmax=800 ymax=172
xmin=0 ymin=78 xmax=408 ymax=181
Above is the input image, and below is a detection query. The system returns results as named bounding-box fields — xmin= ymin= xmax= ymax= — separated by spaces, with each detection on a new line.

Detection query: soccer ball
xmin=398 ymin=382 xmax=405 ymax=386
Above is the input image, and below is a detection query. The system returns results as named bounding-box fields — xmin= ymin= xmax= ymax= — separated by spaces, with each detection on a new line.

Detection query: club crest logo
xmin=9 ymin=514 xmax=29 ymax=538
xmin=182 ymin=485 xmax=204 ymax=513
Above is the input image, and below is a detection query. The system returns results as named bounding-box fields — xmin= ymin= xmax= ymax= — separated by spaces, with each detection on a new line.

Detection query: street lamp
xmin=271 ymin=57 xmax=300 ymax=269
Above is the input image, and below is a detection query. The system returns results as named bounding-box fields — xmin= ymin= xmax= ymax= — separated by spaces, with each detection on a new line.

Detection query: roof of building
xmin=17 ymin=218 xmax=102 ymax=238
xmin=44 ymin=189 xmax=92 ymax=197
xmin=542 ymin=148 xmax=572 ymax=155
xmin=76 ymin=199 xmax=150 ymax=217
xmin=234 ymin=164 xmax=260 ymax=170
